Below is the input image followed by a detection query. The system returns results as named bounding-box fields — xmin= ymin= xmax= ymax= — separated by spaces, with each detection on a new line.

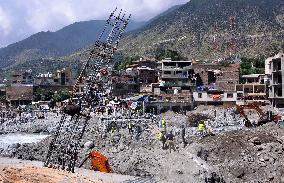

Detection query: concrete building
xmin=192 ymin=63 xmax=240 ymax=106
xmin=148 ymin=58 xmax=194 ymax=112
xmin=193 ymin=90 xmax=237 ymax=106
xmin=265 ymin=52 xmax=284 ymax=108
xmin=6 ymin=84 xmax=33 ymax=106
xmin=34 ymin=68 xmax=74 ymax=86
xmin=194 ymin=63 xmax=240 ymax=91
xmin=137 ymin=66 xmax=158 ymax=84
xmin=236 ymin=74 xmax=268 ymax=104
xmin=160 ymin=58 xmax=193 ymax=87
xmin=111 ymin=71 xmax=139 ymax=96
xmin=11 ymin=70 xmax=33 ymax=84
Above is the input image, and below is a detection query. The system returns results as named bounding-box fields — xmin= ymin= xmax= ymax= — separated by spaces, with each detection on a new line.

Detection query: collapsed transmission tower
xmin=44 ymin=8 xmax=131 ymax=172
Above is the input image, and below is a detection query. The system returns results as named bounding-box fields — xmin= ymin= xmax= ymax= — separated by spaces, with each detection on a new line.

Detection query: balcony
xmin=163 ymin=82 xmax=192 ymax=87
xmin=162 ymin=66 xmax=192 ymax=70
xmin=162 ymin=74 xmax=189 ymax=79
xmin=272 ymin=82 xmax=282 ymax=86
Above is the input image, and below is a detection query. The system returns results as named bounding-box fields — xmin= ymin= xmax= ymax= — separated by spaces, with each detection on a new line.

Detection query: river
xmin=0 ymin=133 xmax=49 ymax=149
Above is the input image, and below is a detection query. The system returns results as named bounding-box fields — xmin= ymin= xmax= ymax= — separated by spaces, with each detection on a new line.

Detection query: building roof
xmin=161 ymin=59 xmax=192 ymax=63
xmin=241 ymin=74 xmax=265 ymax=79
xmin=6 ymin=84 xmax=33 ymax=101
xmin=137 ymin=66 xmax=155 ymax=71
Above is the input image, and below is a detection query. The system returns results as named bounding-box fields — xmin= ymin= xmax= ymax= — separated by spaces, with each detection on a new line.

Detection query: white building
xmin=193 ymin=90 xmax=237 ymax=106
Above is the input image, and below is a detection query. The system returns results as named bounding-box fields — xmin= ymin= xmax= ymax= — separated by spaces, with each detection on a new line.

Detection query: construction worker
xmin=198 ymin=120 xmax=207 ymax=137
xmin=161 ymin=117 xmax=166 ymax=131
xmin=128 ymin=122 xmax=133 ymax=134
xmin=158 ymin=130 xmax=166 ymax=149
xmin=181 ymin=125 xmax=187 ymax=147
xmin=111 ymin=126 xmax=116 ymax=133
xmin=166 ymin=130 xmax=176 ymax=153
xmin=135 ymin=124 xmax=142 ymax=140
xmin=105 ymin=107 xmax=108 ymax=116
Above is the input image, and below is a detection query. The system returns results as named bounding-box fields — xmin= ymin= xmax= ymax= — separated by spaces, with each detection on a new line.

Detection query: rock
xmin=257 ymin=146 xmax=264 ymax=151
xmin=84 ymin=141 xmax=94 ymax=149
xmin=263 ymin=155 xmax=270 ymax=161
xmin=269 ymin=157 xmax=275 ymax=164
xmin=249 ymin=137 xmax=261 ymax=145
xmin=176 ymin=169 xmax=183 ymax=174
xmin=9 ymin=143 xmax=21 ymax=149
xmin=259 ymin=158 xmax=265 ymax=162
xmin=259 ymin=162 xmax=266 ymax=167
xmin=230 ymin=167 xmax=245 ymax=178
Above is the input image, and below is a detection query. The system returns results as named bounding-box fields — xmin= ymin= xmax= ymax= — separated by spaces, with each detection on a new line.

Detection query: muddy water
xmin=0 ymin=133 xmax=49 ymax=149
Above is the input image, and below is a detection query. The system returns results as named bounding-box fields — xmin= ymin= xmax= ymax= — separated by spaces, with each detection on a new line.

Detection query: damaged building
xmin=149 ymin=58 xmax=194 ymax=113
xmin=265 ymin=52 xmax=284 ymax=108
xmin=193 ymin=63 xmax=240 ymax=106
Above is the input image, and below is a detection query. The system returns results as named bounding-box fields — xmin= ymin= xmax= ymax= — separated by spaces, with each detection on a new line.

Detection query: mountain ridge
xmin=0 ymin=20 xmax=145 ymax=68
xmin=119 ymin=0 xmax=284 ymax=60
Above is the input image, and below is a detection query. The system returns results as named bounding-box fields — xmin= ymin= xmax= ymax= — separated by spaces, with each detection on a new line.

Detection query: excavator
xmin=236 ymin=103 xmax=281 ymax=127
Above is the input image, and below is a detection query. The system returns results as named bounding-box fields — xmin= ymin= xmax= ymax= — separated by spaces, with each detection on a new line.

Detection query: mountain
xmin=0 ymin=20 xmax=145 ymax=68
xmin=119 ymin=0 xmax=284 ymax=60
xmin=2 ymin=0 xmax=284 ymax=71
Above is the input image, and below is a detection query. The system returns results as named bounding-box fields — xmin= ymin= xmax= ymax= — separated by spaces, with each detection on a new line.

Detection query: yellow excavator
xmin=237 ymin=103 xmax=281 ymax=127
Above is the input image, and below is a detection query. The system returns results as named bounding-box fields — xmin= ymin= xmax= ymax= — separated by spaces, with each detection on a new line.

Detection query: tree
xmin=155 ymin=48 xmax=186 ymax=61
xmin=52 ymin=90 xmax=70 ymax=102
xmin=116 ymin=55 xmax=140 ymax=70
xmin=240 ymin=57 xmax=265 ymax=75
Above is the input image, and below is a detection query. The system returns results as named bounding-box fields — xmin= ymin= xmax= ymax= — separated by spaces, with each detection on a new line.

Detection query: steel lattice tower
xmin=44 ymin=8 xmax=131 ymax=172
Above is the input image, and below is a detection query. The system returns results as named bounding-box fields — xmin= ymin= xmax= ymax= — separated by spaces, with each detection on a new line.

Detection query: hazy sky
xmin=0 ymin=0 xmax=188 ymax=47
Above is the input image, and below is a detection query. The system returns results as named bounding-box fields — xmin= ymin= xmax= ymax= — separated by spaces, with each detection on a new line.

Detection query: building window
xmin=227 ymin=93 xmax=233 ymax=98
xmin=198 ymin=93 xmax=202 ymax=98
xmin=278 ymin=87 xmax=282 ymax=97
xmin=237 ymin=93 xmax=243 ymax=98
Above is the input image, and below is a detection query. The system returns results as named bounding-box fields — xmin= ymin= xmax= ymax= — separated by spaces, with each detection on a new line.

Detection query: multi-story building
xmin=34 ymin=68 xmax=74 ymax=86
xmin=11 ymin=70 xmax=33 ymax=84
xmin=235 ymin=74 xmax=268 ymax=104
xmin=148 ymin=58 xmax=194 ymax=113
xmin=33 ymin=68 xmax=76 ymax=93
xmin=194 ymin=63 xmax=240 ymax=91
xmin=111 ymin=70 xmax=139 ymax=96
xmin=265 ymin=52 xmax=284 ymax=108
xmin=137 ymin=66 xmax=158 ymax=84
xmin=192 ymin=63 xmax=240 ymax=106
xmin=159 ymin=58 xmax=193 ymax=89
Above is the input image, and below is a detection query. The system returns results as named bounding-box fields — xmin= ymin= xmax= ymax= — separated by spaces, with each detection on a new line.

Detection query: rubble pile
xmin=186 ymin=113 xmax=212 ymax=127
xmin=199 ymin=108 xmax=243 ymax=127
xmin=199 ymin=123 xmax=284 ymax=182
xmin=2 ymin=106 xmax=284 ymax=182
xmin=0 ymin=112 xmax=60 ymax=134
xmin=9 ymin=115 xmax=210 ymax=182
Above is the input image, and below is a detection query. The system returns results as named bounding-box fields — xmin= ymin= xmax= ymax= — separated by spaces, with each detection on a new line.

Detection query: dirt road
xmin=0 ymin=158 xmax=138 ymax=183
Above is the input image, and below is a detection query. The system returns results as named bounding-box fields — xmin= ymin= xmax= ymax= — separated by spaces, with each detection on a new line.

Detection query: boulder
xmin=84 ymin=141 xmax=94 ymax=149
